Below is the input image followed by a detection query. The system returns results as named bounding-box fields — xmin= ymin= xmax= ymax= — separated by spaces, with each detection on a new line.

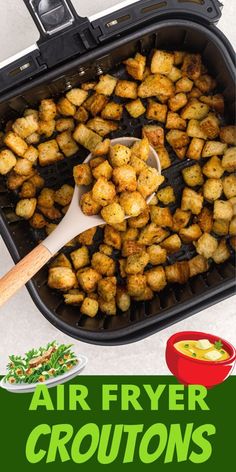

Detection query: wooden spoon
xmin=0 ymin=137 xmax=161 ymax=306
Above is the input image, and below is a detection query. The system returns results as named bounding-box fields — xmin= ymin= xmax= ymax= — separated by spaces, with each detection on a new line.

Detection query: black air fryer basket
xmin=0 ymin=0 xmax=235 ymax=345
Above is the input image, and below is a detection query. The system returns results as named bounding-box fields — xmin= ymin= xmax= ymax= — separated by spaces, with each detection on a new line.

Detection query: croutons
xmin=181 ymin=53 xmax=201 ymax=80
xmin=181 ymin=187 xmax=203 ymax=214
xmin=125 ymin=99 xmax=146 ymax=118
xmin=197 ymin=207 xmax=213 ymax=233
xmin=87 ymin=117 xmax=118 ymax=137
xmin=92 ymin=160 xmax=113 ymax=180
xmin=15 ymin=198 xmax=37 ymax=219
xmin=109 ymin=144 xmax=131 ymax=167
xmin=74 ymin=107 xmax=89 ymax=123
xmin=101 ymin=102 xmax=123 ymax=121
xmin=212 ymin=239 xmax=230 ymax=264
xmin=142 ymin=125 xmax=165 ymax=148
xmin=77 ymin=267 xmax=101 ymax=292
xmin=57 ymin=97 xmax=76 ymax=116
xmin=181 ymin=99 xmax=209 ymax=120
xmin=221 ymin=147 xmax=236 ymax=172
xmin=29 ymin=212 xmax=46 ymax=229
xmin=66 ymin=88 xmax=88 ymax=106
xmin=179 ymin=224 xmax=202 ymax=243
xmin=95 ymin=74 xmax=117 ymax=96
xmin=172 ymin=208 xmax=191 ymax=232
xmin=166 ymin=129 xmax=189 ymax=149
xmin=157 ymin=186 xmax=175 ymax=205
xmin=73 ymin=124 xmax=102 ymax=151
xmin=200 ymin=113 xmax=220 ymax=139
xmin=150 ymin=206 xmax=173 ymax=228
xmin=38 ymin=119 xmax=55 ymax=138
xmin=125 ymin=251 xmax=149 ymax=275
xmin=222 ymin=174 xmax=236 ymax=199
xmin=56 ymin=118 xmax=75 ymax=133
xmin=200 ymin=94 xmax=224 ymax=114
xmin=104 ymin=225 xmax=122 ymax=250
xmin=194 ymin=233 xmax=218 ymax=259
xmin=203 ymin=178 xmax=223 ymax=202
xmin=120 ymin=191 xmax=147 ymax=217
xmin=146 ymin=100 xmax=167 ymax=122
xmin=137 ymin=168 xmax=164 ymax=199
xmin=138 ymin=74 xmax=174 ymax=99
xmin=63 ymin=290 xmax=85 ymax=306
xmin=81 ymin=297 xmax=99 ymax=317
xmin=98 ymin=277 xmax=117 ymax=302
xmin=127 ymin=274 xmax=147 ymax=297
xmin=168 ymin=93 xmax=188 ymax=112
xmin=14 ymin=158 xmax=33 ymax=176
xmin=39 ymin=99 xmax=57 ymax=121
xmin=115 ymin=80 xmax=138 ymax=99
xmin=189 ymin=255 xmax=209 ymax=277
xmin=219 ymin=126 xmax=236 ymax=145
xmin=56 ymin=131 xmax=79 ymax=157
xmin=151 ymin=50 xmax=174 ymax=75
xmin=165 ymin=261 xmax=190 ymax=284
xmin=38 ymin=188 xmax=54 ymax=208
xmin=213 ymin=200 xmax=233 ymax=221
xmin=113 ymin=165 xmax=137 ymax=192
xmin=187 ymin=119 xmax=207 ymax=139
xmin=91 ymin=252 xmax=115 ymax=276
xmin=146 ymin=245 xmax=167 ymax=265
xmin=0 ymin=149 xmax=17 ymax=174
xmin=155 ymin=146 xmax=171 ymax=169
xmin=48 ymin=267 xmax=77 ymax=291
xmin=212 ymin=219 xmax=229 ymax=236
xmin=54 ymin=184 xmax=73 ymax=207
xmin=24 ymin=145 xmax=38 ymax=164
xmin=186 ymin=138 xmax=205 ymax=160
xmin=128 ymin=208 xmax=150 ymax=228
xmin=101 ymin=202 xmax=125 ymax=225
xmin=73 ymin=163 xmax=93 ymax=186
xmin=12 ymin=115 xmax=38 ymax=139
xmin=195 ymin=74 xmax=216 ymax=93
xmin=138 ymin=223 xmax=169 ymax=245
xmin=77 ymin=227 xmax=96 ymax=246
xmin=124 ymin=53 xmax=146 ymax=81
xmin=70 ymin=246 xmax=90 ymax=270
xmin=116 ymin=287 xmax=131 ymax=312
xmin=50 ymin=253 xmax=72 ymax=269
xmin=175 ymin=77 xmax=193 ymax=93
xmin=19 ymin=181 xmax=36 ymax=198
xmin=202 ymin=141 xmax=227 ymax=158
xmin=202 ymin=155 xmax=224 ymax=179
xmin=160 ymin=234 xmax=181 ymax=253
xmin=166 ymin=112 xmax=186 ymax=130
xmin=84 ymin=93 xmax=108 ymax=116
xmin=38 ymin=139 xmax=63 ymax=166
xmin=80 ymin=191 xmax=101 ymax=216
xmin=4 ymin=132 xmax=28 ymax=157
xmin=182 ymin=164 xmax=203 ymax=187
xmin=92 ymin=177 xmax=116 ymax=207
xmin=92 ymin=139 xmax=110 ymax=157
xmin=99 ymin=297 xmax=116 ymax=316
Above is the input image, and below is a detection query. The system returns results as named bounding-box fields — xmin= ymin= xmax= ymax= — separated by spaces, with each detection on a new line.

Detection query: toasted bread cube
xmin=186 ymin=138 xmax=204 ymax=160
xmin=81 ymin=82 xmax=96 ymax=91
xmin=90 ymin=157 xmax=106 ymax=169
xmin=133 ymin=286 xmax=154 ymax=301
xmin=181 ymin=53 xmax=201 ymax=80
xmin=57 ymin=97 xmax=76 ymax=116
xmin=213 ymin=200 xmax=233 ymax=221
xmin=146 ymin=100 xmax=167 ymax=123
xmin=77 ymin=227 xmax=96 ymax=246
xmin=0 ymin=149 xmax=17 ymax=174
xmin=19 ymin=181 xmax=36 ymax=198
xmin=125 ymin=98 xmax=146 ymax=118
xmin=222 ymin=147 xmax=236 ymax=172
xmin=150 ymin=206 xmax=173 ymax=228
xmin=74 ymin=106 xmax=89 ymax=123
xmin=219 ymin=126 xmax=236 ymax=145
xmin=110 ymin=143 xmax=131 ymax=167
xmin=125 ymin=251 xmax=149 ymax=275
xmin=84 ymin=93 xmax=108 ymax=116
xmin=147 ymin=245 xmax=167 ymax=265
xmin=155 ymin=146 xmax=171 ymax=169
xmin=104 ymin=224 xmax=122 ymax=249
xmin=121 ymin=227 xmax=138 ymax=242
xmin=87 ymin=117 xmax=118 ymax=137
xmin=73 ymin=124 xmax=102 ymax=151
xmin=73 ymin=163 xmax=92 ymax=186
xmin=202 ymin=140 xmax=227 ymax=158
xmin=203 ymin=178 xmax=223 ymax=202
xmin=122 ymin=240 xmax=144 ymax=257
xmin=7 ymin=171 xmax=29 ymax=190
xmin=172 ymin=208 xmax=191 ymax=232
xmin=151 ymin=50 xmax=174 ymax=75
xmin=54 ymin=184 xmax=73 ymax=206
xmin=4 ymin=132 xmax=28 ymax=157
xmin=92 ymin=177 xmax=116 ymax=207
xmin=189 ymin=255 xmax=209 ymax=277
xmin=111 ymin=220 xmax=127 ymax=232
xmin=123 ymin=53 xmax=146 ymax=80
xmin=197 ymin=207 xmax=213 ymax=233
xmin=200 ymin=113 xmax=220 ymax=139
xmin=160 ymin=234 xmax=181 ymax=253
xmin=101 ymin=202 xmax=125 ymax=225
xmin=29 ymin=173 xmax=44 ymax=189
xmin=38 ymin=119 xmax=55 ymax=138
xmin=174 ymin=146 xmax=188 ymax=160
xmin=120 ymin=191 xmax=147 ymax=217
xmin=48 ymin=267 xmax=76 ymax=291
xmin=181 ymin=187 xmax=203 ymax=214
xmin=116 ymin=287 xmax=131 ymax=312
xmin=38 ymin=139 xmax=63 ymax=166
xmin=113 ymin=165 xmax=137 ymax=192
xmin=65 ymin=88 xmax=88 ymax=106
xmin=138 ymin=73 xmax=174 ymax=99
xmin=101 ymin=102 xmax=123 ymax=121
xmin=14 ymin=158 xmax=33 ymax=176
xmin=223 ymin=174 xmax=236 ymax=199
xmin=77 ymin=267 xmax=101 ymax=292
xmin=91 ymin=252 xmax=115 ymax=276
xmin=202 ymin=155 xmax=224 ymax=179
xmin=182 ymin=164 xmax=203 ymax=187
xmin=179 ymin=224 xmax=202 ymax=243
xmin=115 ymin=80 xmax=138 ymax=99
xmin=70 ymin=246 xmax=90 ymax=270
xmin=146 ymin=266 xmax=167 ymax=291
xmin=24 ymin=108 xmax=38 ymax=119
xmin=15 ymin=198 xmax=37 ymax=219
xmin=24 ymin=145 xmax=38 ymax=165
xmin=200 ymin=94 xmax=224 ymax=114
xmin=12 ymin=115 xmax=38 ymax=139
xmin=212 ymin=219 xmax=229 ymax=236
xmin=98 ymin=277 xmax=117 ymax=302
xmin=92 ymin=139 xmax=110 ymax=157
xmin=168 ymin=93 xmax=188 ymax=112
xmin=143 ymin=125 xmax=164 ymax=147
xmin=80 ymin=191 xmax=101 ymax=216
xmin=39 ymin=99 xmax=57 ymax=121
xmin=195 ymin=233 xmax=218 ymax=258
xmin=181 ymin=99 xmax=209 ymax=120
xmin=188 ymin=87 xmax=202 ymax=98
xmin=63 ymin=290 xmax=85 ymax=306
xmin=157 ymin=186 xmax=175 ymax=205
xmin=175 ymin=77 xmax=193 ymax=93
xmin=56 ymin=131 xmax=79 ymax=157
xmin=94 ymin=74 xmax=117 ymax=96
xmin=187 ymin=119 xmax=207 ymax=139
xmin=56 ymin=118 xmax=75 ymax=132
xmin=212 ymin=239 xmax=230 ymax=264
xmin=131 ymin=138 xmax=150 ymax=162
xmin=166 ymin=129 xmax=189 ymax=149
xmin=128 ymin=208 xmax=150 ymax=229
xmin=168 ymin=66 xmax=182 ymax=82
xmin=174 ymin=51 xmax=185 ymax=65
xmin=137 ymin=168 xmax=164 ymax=199
xmin=129 ymin=156 xmax=148 ymax=175
xmin=127 ymin=274 xmax=147 ymax=297
xmin=99 ymin=243 xmax=113 ymax=256
xmin=98 ymin=297 xmax=116 ymax=315
xmin=38 ymin=188 xmax=54 ymax=208
xmin=138 ymin=223 xmax=169 ymax=245
xmin=92 ymin=160 xmax=113 ymax=180
xmin=229 ymin=216 xmax=236 ymax=235
xmin=195 ymin=74 xmax=216 ymax=93
xmin=29 ymin=212 xmax=46 ymax=229
xmin=165 ymin=261 xmax=190 ymax=284
xmin=166 ymin=112 xmax=186 ymax=130
xmin=38 ymin=205 xmax=61 ymax=220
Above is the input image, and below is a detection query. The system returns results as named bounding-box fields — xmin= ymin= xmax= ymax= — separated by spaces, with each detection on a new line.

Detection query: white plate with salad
xmin=0 ymin=341 xmax=88 ymax=393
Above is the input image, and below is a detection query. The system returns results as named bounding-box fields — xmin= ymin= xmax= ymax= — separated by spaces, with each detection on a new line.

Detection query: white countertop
xmin=0 ymin=0 xmax=235 ymax=375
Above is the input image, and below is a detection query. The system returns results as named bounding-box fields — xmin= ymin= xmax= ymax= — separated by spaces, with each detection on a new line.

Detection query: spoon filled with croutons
xmin=0 ymin=137 xmax=162 ymax=306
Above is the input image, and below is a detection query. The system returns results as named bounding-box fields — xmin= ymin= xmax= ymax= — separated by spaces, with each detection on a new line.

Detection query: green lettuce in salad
xmin=4 ymin=341 xmax=78 ymax=384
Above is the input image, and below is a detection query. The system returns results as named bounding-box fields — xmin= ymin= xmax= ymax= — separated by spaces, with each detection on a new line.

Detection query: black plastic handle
xmin=93 ymin=0 xmax=223 ymax=41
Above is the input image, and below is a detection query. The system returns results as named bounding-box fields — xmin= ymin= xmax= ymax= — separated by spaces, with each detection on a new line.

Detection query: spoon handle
xmin=0 ymin=244 xmax=52 ymax=307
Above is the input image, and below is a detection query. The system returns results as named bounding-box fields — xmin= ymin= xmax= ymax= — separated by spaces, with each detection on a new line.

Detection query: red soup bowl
xmin=165 ymin=331 xmax=236 ymax=388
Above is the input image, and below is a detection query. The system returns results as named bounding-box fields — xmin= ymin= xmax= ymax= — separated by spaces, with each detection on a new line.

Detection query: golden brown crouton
xmin=202 ymin=155 xmax=224 ymax=179
xmin=166 ymin=129 xmax=190 ymax=149
xmin=12 ymin=115 xmax=38 ymax=139
xmin=92 ymin=177 xmax=116 ymax=207
xmin=181 ymin=187 xmax=203 ymax=215
xmin=168 ymin=92 xmax=188 ymax=112
xmin=48 ymin=267 xmax=77 ymax=291
xmin=4 ymin=132 xmax=28 ymax=157
xmin=109 ymin=143 xmax=131 ymax=167
xmin=29 ymin=212 xmax=47 ymax=229
xmin=116 ymin=287 xmax=131 ymax=312
xmin=167 ymin=66 xmax=182 ymax=82
xmin=143 ymin=125 xmax=164 ymax=147
xmin=113 ymin=165 xmax=137 ymax=192
xmin=157 ymin=186 xmax=176 ymax=205
xmin=38 ymin=119 xmax=55 ymax=138
xmin=186 ymin=138 xmax=205 ymax=160
xmin=197 ymin=207 xmax=213 ymax=233
xmin=77 ymin=227 xmax=97 ymax=246
xmin=195 ymin=75 xmax=216 ymax=93
xmin=200 ymin=94 xmax=224 ymax=114
xmin=138 ymin=73 xmax=174 ymax=99
xmin=165 ymin=261 xmax=190 ymax=284
xmin=179 ymin=224 xmax=202 ymax=243
xmin=57 ymin=97 xmax=76 ymax=116
xmin=120 ymin=191 xmax=147 ymax=217
xmin=200 ymin=113 xmax=220 ymax=139
xmin=84 ymin=93 xmax=108 ymax=116
xmin=56 ymin=131 xmax=79 ymax=157
xmin=38 ymin=205 xmax=61 ymax=220
xmin=151 ymin=50 xmax=174 ymax=75
xmin=39 ymin=98 xmax=57 ymax=121
xmin=125 ymin=251 xmax=149 ymax=275
xmin=213 ymin=200 xmax=233 ymax=221
xmin=77 ymin=267 xmax=101 ymax=292
xmin=166 ymin=112 xmax=186 ymax=130
xmin=122 ymin=240 xmax=145 ymax=257
xmin=146 ymin=266 xmax=167 ymax=292
xmin=160 ymin=234 xmax=181 ymax=253
xmin=137 ymin=168 xmax=164 ymax=199
xmin=175 ymin=77 xmax=193 ymax=93
xmin=91 ymin=252 xmax=115 ymax=276
xmin=73 ymin=124 xmax=102 ymax=151
xmin=15 ymin=198 xmax=37 ymax=220
xmin=181 ymin=53 xmax=201 ymax=80
xmin=147 ymin=245 xmax=167 ymax=265
xmin=150 ymin=206 xmax=173 ymax=228
xmin=74 ymin=107 xmax=89 ymax=123
xmin=98 ymin=297 xmax=116 ymax=315
xmin=194 ymin=233 xmax=218 ymax=259
xmin=80 ymin=191 xmax=101 ymax=216
xmin=221 ymin=147 xmax=236 ymax=172
xmin=223 ymin=174 xmax=236 ymax=199
xmin=92 ymin=139 xmax=110 ymax=157
xmin=101 ymin=202 xmax=125 ymax=225
xmin=54 ymin=184 xmax=73 ymax=207
xmin=101 ymin=102 xmax=123 ymax=121
xmin=186 ymin=119 xmax=207 ymax=139
xmin=66 ymin=88 xmax=88 ymax=106
xmin=50 ymin=254 xmax=72 ymax=269
xmin=127 ymin=274 xmax=147 ymax=297
xmin=98 ymin=277 xmax=117 ymax=302
xmin=202 ymin=140 xmax=228 ymax=158
xmin=203 ymin=178 xmax=223 ymax=202
xmin=104 ymin=225 xmax=122 ymax=250
xmin=56 ymin=118 xmax=75 ymax=132
xmin=138 ymin=223 xmax=169 ymax=245
xmin=146 ymin=100 xmax=167 ymax=122
xmin=19 ymin=180 xmax=36 ymax=198
xmin=70 ymin=246 xmax=90 ymax=270
xmin=212 ymin=239 xmax=230 ymax=264
xmin=172 ymin=208 xmax=191 ymax=232
xmin=115 ymin=80 xmax=138 ymax=99
xmin=174 ymin=51 xmax=185 ymax=65
xmin=219 ymin=126 xmax=236 ymax=145
xmin=189 ymin=255 xmax=209 ymax=277
xmin=87 ymin=117 xmax=118 ymax=137
xmin=128 ymin=208 xmax=150 ymax=229
xmin=182 ymin=164 xmax=204 ymax=187
xmin=73 ymin=163 xmax=93 ymax=186
xmin=99 ymin=244 xmax=113 ymax=256
xmin=80 ymin=298 xmax=99 ymax=317
xmin=92 ymin=160 xmax=113 ymax=180
xmin=131 ymin=138 xmax=150 ymax=162
xmin=38 ymin=188 xmax=54 ymax=208
xmin=0 ymin=149 xmax=17 ymax=174
xmin=38 ymin=139 xmax=63 ymax=166
xmin=14 ymin=158 xmax=33 ymax=176
xmin=125 ymin=99 xmax=146 ymax=118
xmin=123 ymin=53 xmax=146 ymax=80
xmin=95 ymin=74 xmax=117 ymax=96
xmin=181 ymin=99 xmax=209 ymax=120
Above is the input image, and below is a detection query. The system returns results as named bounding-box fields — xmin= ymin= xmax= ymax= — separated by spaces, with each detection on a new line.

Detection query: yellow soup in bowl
xmin=174 ymin=338 xmax=230 ymax=362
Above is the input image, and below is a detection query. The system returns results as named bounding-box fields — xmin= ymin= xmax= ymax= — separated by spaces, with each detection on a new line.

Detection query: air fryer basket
xmin=0 ymin=19 xmax=235 ymax=344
